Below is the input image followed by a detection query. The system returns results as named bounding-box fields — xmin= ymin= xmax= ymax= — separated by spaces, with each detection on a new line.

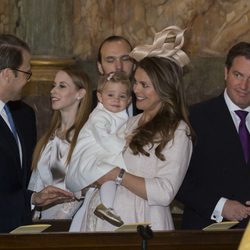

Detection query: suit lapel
xmin=214 ymin=95 xmax=247 ymax=165
xmin=15 ymin=124 xmax=28 ymax=183
xmin=0 ymin=116 xmax=22 ymax=176
xmin=0 ymin=116 xmax=20 ymax=156
xmin=11 ymin=106 xmax=29 ymax=185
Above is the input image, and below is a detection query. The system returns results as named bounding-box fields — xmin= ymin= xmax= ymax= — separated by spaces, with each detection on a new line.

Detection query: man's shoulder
xmin=9 ymin=100 xmax=34 ymax=113
xmin=190 ymin=95 xmax=223 ymax=116
xmin=9 ymin=100 xmax=36 ymax=124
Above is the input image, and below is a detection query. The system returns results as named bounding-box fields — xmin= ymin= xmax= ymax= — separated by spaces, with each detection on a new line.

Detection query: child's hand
xmin=96 ymin=168 xmax=120 ymax=185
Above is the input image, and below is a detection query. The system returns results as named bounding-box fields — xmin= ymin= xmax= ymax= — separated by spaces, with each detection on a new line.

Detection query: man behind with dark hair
xmin=93 ymin=35 xmax=140 ymax=116
xmin=177 ymin=42 xmax=250 ymax=229
xmin=0 ymin=34 xmax=73 ymax=233
xmin=97 ymin=35 xmax=133 ymax=76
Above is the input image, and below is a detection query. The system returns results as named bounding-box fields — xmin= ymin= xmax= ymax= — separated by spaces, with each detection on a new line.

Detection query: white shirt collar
xmin=96 ymin=102 xmax=128 ymax=119
xmin=224 ymin=89 xmax=250 ymax=112
xmin=0 ymin=100 xmax=5 ymax=114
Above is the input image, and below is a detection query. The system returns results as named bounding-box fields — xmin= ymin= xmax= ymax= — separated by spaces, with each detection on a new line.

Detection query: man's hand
xmin=32 ymin=185 xmax=74 ymax=207
xmin=222 ymin=199 xmax=250 ymax=221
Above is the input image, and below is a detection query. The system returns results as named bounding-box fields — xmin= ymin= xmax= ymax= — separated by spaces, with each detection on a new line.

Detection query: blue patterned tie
xmin=235 ymin=110 xmax=250 ymax=163
xmin=4 ymin=105 xmax=18 ymax=144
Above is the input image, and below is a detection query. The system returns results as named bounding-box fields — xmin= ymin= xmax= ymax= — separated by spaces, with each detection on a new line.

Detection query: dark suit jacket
xmin=0 ymin=101 xmax=36 ymax=233
xmin=177 ymin=94 xmax=250 ymax=229
xmin=92 ymin=90 xmax=141 ymax=115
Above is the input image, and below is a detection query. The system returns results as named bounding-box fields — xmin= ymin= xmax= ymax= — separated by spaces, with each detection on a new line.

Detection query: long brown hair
xmin=129 ymin=57 xmax=193 ymax=161
xmin=32 ymin=65 xmax=92 ymax=169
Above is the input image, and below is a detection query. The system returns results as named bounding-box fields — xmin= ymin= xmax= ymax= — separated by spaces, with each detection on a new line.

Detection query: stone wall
xmin=72 ymin=0 xmax=250 ymax=58
xmin=2 ymin=0 xmax=250 ymax=58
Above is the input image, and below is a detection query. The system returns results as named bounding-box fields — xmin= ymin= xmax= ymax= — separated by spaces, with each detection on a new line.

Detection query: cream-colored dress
xmin=69 ymin=114 xmax=193 ymax=231
xmin=28 ymin=136 xmax=82 ymax=220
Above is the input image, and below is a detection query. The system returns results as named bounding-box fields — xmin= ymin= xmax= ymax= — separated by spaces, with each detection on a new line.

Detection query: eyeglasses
xmin=12 ymin=68 xmax=32 ymax=81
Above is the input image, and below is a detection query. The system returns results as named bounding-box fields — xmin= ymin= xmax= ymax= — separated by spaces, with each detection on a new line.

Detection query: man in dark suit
xmin=0 ymin=34 xmax=73 ymax=233
xmin=177 ymin=42 xmax=250 ymax=229
xmin=93 ymin=35 xmax=141 ymax=116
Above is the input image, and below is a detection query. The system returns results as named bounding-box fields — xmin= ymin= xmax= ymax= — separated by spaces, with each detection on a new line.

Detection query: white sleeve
xmin=28 ymin=140 xmax=54 ymax=192
xmin=66 ymin=128 xmax=117 ymax=192
xmin=211 ymin=197 xmax=227 ymax=222
xmin=28 ymin=169 xmax=45 ymax=192
xmin=66 ymin=111 xmax=127 ymax=192
xmin=28 ymin=170 xmax=45 ymax=213
xmin=91 ymin=113 xmax=126 ymax=154
xmin=145 ymin=123 xmax=193 ymax=206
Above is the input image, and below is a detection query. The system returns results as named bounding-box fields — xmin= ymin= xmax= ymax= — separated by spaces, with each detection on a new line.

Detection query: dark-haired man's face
xmin=225 ymin=55 xmax=250 ymax=109
xmin=97 ymin=40 xmax=134 ymax=77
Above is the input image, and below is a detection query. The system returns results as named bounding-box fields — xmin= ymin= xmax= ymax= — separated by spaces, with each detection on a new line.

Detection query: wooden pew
xmin=0 ymin=229 xmax=243 ymax=250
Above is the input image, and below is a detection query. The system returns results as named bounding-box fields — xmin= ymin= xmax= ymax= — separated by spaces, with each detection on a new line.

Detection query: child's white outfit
xmin=67 ymin=102 xmax=128 ymax=230
xmin=67 ymin=102 xmax=128 ymax=192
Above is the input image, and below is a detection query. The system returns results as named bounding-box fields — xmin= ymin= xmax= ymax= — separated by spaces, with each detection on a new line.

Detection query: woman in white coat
xmin=67 ymin=26 xmax=194 ymax=231
xmin=28 ymin=65 xmax=92 ymax=220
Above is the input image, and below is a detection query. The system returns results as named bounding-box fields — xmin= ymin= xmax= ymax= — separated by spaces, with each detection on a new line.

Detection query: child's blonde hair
xmin=97 ymin=72 xmax=132 ymax=96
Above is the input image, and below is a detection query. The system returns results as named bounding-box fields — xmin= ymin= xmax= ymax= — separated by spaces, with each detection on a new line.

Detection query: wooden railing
xmin=0 ymin=229 xmax=243 ymax=250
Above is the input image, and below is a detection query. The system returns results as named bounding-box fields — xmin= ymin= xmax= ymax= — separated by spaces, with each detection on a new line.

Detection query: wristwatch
xmin=115 ymin=168 xmax=125 ymax=185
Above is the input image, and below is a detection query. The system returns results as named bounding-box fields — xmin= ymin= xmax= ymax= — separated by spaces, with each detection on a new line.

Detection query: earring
xmin=76 ymin=96 xmax=81 ymax=100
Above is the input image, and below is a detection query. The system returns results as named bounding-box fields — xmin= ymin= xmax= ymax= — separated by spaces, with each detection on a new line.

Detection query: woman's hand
xmin=32 ymin=185 xmax=74 ymax=207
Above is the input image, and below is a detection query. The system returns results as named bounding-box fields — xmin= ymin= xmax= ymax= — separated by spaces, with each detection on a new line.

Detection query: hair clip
xmin=107 ymin=72 xmax=115 ymax=81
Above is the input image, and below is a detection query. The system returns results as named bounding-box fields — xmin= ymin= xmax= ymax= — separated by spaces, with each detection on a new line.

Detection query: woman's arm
xmin=97 ymin=122 xmax=192 ymax=204
xmin=96 ymin=167 xmax=147 ymax=200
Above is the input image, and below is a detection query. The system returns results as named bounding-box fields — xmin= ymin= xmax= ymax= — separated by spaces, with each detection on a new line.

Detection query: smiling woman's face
xmin=50 ymin=70 xmax=85 ymax=112
xmin=133 ymin=67 xmax=162 ymax=115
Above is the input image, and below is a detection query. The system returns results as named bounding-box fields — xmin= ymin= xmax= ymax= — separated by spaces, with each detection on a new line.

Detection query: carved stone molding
xmin=31 ymin=57 xmax=75 ymax=82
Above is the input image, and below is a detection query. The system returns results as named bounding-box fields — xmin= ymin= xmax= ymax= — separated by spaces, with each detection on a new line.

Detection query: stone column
xmin=8 ymin=0 xmax=75 ymax=138
xmin=9 ymin=0 xmax=73 ymax=57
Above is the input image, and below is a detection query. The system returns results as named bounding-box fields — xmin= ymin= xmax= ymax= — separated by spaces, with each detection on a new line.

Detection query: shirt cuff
xmin=211 ymin=197 xmax=227 ymax=222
